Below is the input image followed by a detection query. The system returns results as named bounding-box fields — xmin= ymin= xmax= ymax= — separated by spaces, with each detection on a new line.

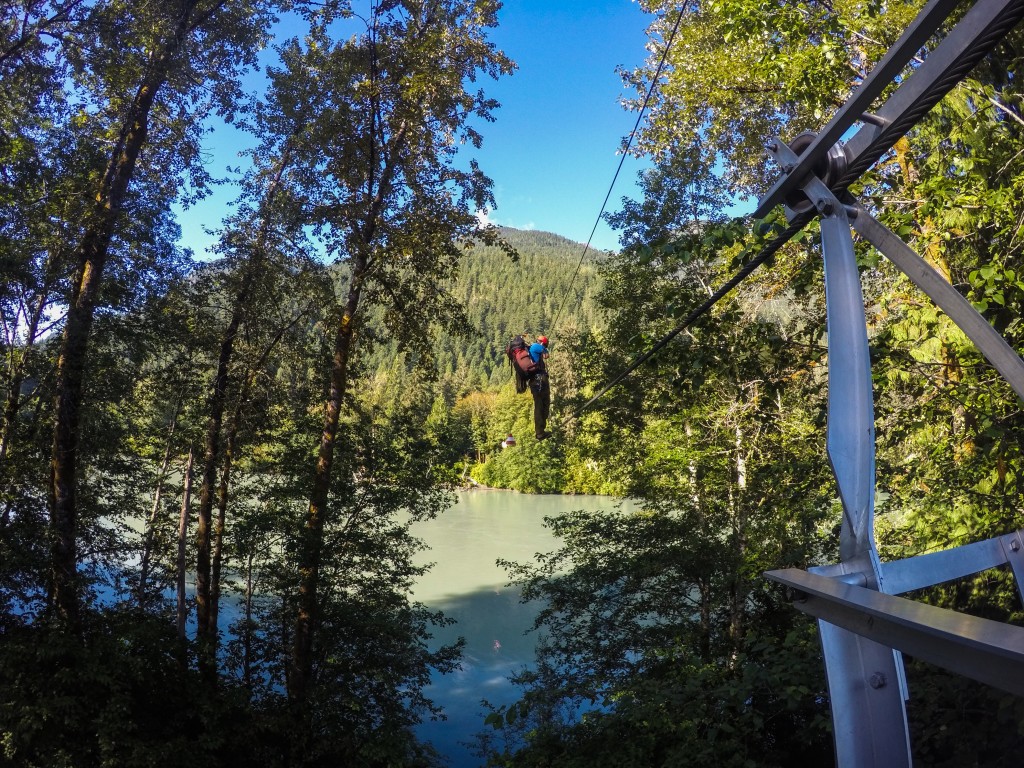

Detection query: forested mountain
xmin=364 ymin=227 xmax=606 ymax=390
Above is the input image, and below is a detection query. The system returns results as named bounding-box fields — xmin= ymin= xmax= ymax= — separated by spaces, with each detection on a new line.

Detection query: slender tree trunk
xmin=209 ymin=406 xmax=239 ymax=652
xmin=728 ymin=421 xmax=748 ymax=664
xmin=0 ymin=292 xmax=46 ymax=466
xmin=48 ymin=1 xmax=202 ymax=631
xmin=176 ymin=447 xmax=194 ymax=641
xmin=0 ymin=292 xmax=47 ymax=530
xmin=138 ymin=405 xmax=179 ymax=604
xmin=2 ymin=366 xmax=27 ymax=467
xmin=195 ymin=298 xmax=246 ymax=678
xmin=288 ymin=72 xmax=405 ymax=708
xmin=207 ymin=307 xmax=307 ymax=658
xmin=290 ymin=259 xmax=367 ymax=705
xmin=242 ymin=547 xmax=256 ymax=694
xmin=2 ymin=365 xmax=56 ymax=528
xmin=195 ymin=150 xmax=292 ymax=676
xmin=698 ymin=580 xmax=711 ymax=658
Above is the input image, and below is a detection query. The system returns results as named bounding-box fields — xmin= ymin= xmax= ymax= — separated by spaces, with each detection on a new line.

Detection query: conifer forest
xmin=3 ymin=1 xmax=1024 ymax=766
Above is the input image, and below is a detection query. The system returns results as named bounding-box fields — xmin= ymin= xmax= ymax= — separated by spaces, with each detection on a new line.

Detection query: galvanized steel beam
xmin=757 ymin=0 xmax=1024 ymax=220
xmin=838 ymin=0 xmax=1024 ymax=191
xmin=851 ymin=208 xmax=1024 ymax=403
xmin=766 ymin=568 xmax=1024 ymax=697
xmin=881 ymin=534 xmax=1019 ymax=595
xmin=775 ymin=165 xmax=914 ymax=766
xmin=757 ymin=5 xmax=1024 ymax=755
xmin=816 ymin=196 xmax=878 ymax=563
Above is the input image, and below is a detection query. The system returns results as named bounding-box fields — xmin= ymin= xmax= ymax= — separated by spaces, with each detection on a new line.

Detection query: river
xmin=409 ymin=489 xmax=627 ymax=767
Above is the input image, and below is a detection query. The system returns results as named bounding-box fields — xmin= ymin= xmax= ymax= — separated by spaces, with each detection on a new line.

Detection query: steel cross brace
xmin=767 ymin=140 xmax=913 ymax=766
xmin=756 ymin=0 xmax=1024 ymax=220
xmin=765 ymin=566 xmax=1024 ymax=695
xmin=726 ymin=1 xmax=1024 ymax=764
xmin=765 ymin=137 xmax=1024 ymax=762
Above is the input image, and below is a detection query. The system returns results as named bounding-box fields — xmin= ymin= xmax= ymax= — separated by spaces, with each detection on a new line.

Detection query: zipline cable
xmin=546 ymin=7 xmax=804 ymax=422
xmin=569 ymin=215 xmax=811 ymax=419
xmin=549 ymin=9 xmax=685 ymax=334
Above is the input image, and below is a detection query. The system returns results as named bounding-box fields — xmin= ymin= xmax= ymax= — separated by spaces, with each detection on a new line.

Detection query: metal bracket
xmin=757 ymin=0 xmax=1024 ymax=218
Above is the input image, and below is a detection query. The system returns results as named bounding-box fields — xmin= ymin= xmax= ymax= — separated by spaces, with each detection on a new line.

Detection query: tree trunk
xmin=728 ymin=421 xmax=749 ymax=664
xmin=207 ymin=308 xmax=306 ymax=662
xmin=290 ymin=258 xmax=367 ymax=705
xmin=48 ymin=1 xmax=201 ymax=631
xmin=0 ymin=291 xmax=46 ymax=466
xmin=209 ymin=405 xmax=239 ymax=654
xmin=698 ymin=580 xmax=711 ymax=658
xmin=138 ymin=406 xmax=179 ymax=604
xmin=195 ymin=149 xmax=292 ymax=676
xmin=288 ymin=67 xmax=405 ymax=707
xmin=176 ymin=447 xmax=194 ymax=642
xmin=195 ymin=297 xmax=246 ymax=678
xmin=0 ymin=291 xmax=48 ymax=529
xmin=242 ymin=547 xmax=256 ymax=693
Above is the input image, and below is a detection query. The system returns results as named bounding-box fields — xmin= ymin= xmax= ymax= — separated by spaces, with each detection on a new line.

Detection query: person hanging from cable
xmin=504 ymin=333 xmax=552 ymax=441
xmin=528 ymin=335 xmax=551 ymax=440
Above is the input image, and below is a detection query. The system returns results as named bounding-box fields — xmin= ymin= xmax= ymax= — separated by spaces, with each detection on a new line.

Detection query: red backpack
xmin=514 ymin=346 xmax=541 ymax=376
xmin=505 ymin=335 xmax=542 ymax=392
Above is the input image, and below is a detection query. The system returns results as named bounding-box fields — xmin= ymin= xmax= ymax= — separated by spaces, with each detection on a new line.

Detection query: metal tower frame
xmin=755 ymin=1 xmax=1024 ymax=765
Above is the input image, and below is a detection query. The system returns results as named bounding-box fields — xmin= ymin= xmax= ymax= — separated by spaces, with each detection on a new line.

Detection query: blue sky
xmin=176 ymin=1 xmax=654 ymax=257
xmin=470 ymin=0 xmax=653 ymax=251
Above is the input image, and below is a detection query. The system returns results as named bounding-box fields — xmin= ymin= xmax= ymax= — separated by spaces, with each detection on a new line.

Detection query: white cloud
xmin=475 ymin=209 xmax=539 ymax=233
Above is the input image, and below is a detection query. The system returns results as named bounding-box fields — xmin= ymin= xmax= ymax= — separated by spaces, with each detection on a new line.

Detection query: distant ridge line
xmin=478 ymin=225 xmax=616 ymax=255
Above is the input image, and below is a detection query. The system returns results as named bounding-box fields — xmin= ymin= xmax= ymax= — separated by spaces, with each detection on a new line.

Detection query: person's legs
xmin=532 ymin=374 xmax=550 ymax=439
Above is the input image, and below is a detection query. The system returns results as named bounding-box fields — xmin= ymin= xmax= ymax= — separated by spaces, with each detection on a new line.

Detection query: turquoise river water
xmin=409 ymin=489 xmax=627 ymax=767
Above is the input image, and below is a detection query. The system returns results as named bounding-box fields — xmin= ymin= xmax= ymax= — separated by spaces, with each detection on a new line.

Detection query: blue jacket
xmin=529 ymin=342 xmax=548 ymax=364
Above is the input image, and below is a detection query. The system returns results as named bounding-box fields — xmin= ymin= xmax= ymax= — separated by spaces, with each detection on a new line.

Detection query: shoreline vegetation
xmin=457 ymin=480 xmax=607 ymax=496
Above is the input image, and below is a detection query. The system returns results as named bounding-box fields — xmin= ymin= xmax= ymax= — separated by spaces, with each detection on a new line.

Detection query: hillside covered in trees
xmin=365 ymin=227 xmax=606 ymax=390
xmin=4 ymin=1 xmax=1024 ymax=767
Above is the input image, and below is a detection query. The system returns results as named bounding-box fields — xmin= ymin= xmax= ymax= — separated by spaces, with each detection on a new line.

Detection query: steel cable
xmin=570 ymin=213 xmax=812 ymax=419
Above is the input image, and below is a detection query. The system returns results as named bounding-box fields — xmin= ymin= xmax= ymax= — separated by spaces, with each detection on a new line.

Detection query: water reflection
xmin=410 ymin=490 xmax=627 ymax=767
